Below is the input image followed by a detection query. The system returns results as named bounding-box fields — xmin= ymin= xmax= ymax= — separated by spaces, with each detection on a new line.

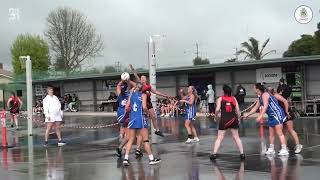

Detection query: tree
xmin=11 ymin=34 xmax=50 ymax=75
xmin=45 ymin=7 xmax=103 ymax=74
xmin=283 ymin=34 xmax=314 ymax=57
xmin=103 ymin=66 xmax=117 ymax=73
xmin=193 ymin=57 xmax=210 ymax=65
xmin=238 ymin=37 xmax=276 ymax=60
xmin=313 ymin=22 xmax=320 ymax=55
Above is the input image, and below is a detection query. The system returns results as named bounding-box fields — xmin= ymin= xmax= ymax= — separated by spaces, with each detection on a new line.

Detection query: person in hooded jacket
xmin=206 ymin=84 xmax=215 ymax=116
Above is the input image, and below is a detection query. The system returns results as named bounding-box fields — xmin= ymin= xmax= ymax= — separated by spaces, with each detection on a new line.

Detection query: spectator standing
xmin=200 ymin=89 xmax=208 ymax=113
xmin=206 ymin=84 xmax=215 ymax=116
xmin=235 ymin=84 xmax=246 ymax=108
xmin=277 ymin=78 xmax=292 ymax=100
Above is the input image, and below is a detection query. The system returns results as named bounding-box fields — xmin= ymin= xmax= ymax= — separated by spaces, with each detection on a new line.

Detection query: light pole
xmin=148 ymin=36 xmax=157 ymax=143
xmin=19 ymin=55 xmax=33 ymax=136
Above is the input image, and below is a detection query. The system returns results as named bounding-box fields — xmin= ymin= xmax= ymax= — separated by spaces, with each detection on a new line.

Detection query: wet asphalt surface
xmin=0 ymin=114 xmax=320 ymax=180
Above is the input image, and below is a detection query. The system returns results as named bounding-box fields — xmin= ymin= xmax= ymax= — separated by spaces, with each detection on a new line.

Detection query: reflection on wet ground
xmin=0 ymin=115 xmax=320 ymax=180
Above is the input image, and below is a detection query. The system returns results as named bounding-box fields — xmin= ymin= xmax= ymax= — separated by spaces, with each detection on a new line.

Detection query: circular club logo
xmin=294 ymin=5 xmax=313 ymax=24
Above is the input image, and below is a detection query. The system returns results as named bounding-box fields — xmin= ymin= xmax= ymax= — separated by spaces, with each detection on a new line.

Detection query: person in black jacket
xmin=277 ymin=78 xmax=292 ymax=100
xmin=235 ymin=84 xmax=246 ymax=107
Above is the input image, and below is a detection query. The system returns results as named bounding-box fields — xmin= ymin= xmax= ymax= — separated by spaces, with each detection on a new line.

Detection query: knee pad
xmin=143 ymin=140 xmax=149 ymax=143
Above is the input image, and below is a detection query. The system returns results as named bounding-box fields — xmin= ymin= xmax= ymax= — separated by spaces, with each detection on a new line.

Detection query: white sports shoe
xmin=278 ymin=149 xmax=289 ymax=156
xmin=193 ymin=137 xmax=200 ymax=142
xmin=185 ymin=138 xmax=193 ymax=144
xmin=58 ymin=141 xmax=66 ymax=147
xmin=160 ymin=114 xmax=165 ymax=117
xmin=265 ymin=148 xmax=276 ymax=155
xmin=294 ymin=144 xmax=303 ymax=154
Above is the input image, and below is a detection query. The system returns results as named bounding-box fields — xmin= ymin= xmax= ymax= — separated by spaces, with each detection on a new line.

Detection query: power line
xmin=195 ymin=42 xmax=200 ymax=58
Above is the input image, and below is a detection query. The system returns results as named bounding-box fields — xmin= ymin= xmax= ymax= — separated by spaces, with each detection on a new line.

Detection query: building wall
xmin=63 ymin=80 xmax=94 ymax=106
xmin=33 ymin=60 xmax=320 ymax=111
xmin=215 ymin=71 xmax=232 ymax=97
xmin=157 ymin=75 xmax=181 ymax=97
xmin=306 ymin=64 xmax=320 ymax=99
xmin=0 ymin=76 xmax=12 ymax=84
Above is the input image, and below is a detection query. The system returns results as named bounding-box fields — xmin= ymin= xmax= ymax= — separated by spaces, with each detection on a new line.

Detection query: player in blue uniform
xmin=123 ymin=83 xmax=161 ymax=166
xmin=244 ymin=83 xmax=289 ymax=156
xmin=116 ymin=80 xmax=130 ymax=158
xmin=266 ymin=86 xmax=303 ymax=154
xmin=180 ymin=86 xmax=199 ymax=144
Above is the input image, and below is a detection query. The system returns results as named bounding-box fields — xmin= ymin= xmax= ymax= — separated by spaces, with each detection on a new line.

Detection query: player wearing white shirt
xmin=43 ymin=86 xmax=66 ymax=147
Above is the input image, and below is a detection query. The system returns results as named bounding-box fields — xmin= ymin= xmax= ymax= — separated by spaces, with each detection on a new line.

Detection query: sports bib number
xmin=133 ymin=102 xmax=138 ymax=112
xmin=121 ymin=99 xmax=127 ymax=106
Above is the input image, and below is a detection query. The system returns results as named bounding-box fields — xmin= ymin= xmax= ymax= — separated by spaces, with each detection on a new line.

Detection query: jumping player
xmin=266 ymin=87 xmax=303 ymax=154
xmin=210 ymin=85 xmax=245 ymax=160
xmin=244 ymin=83 xmax=289 ymax=156
xmin=180 ymin=86 xmax=199 ymax=144
xmin=7 ymin=92 xmax=22 ymax=130
xmin=115 ymin=80 xmax=130 ymax=158
xmin=123 ymin=83 xmax=161 ymax=166
xmin=129 ymin=64 xmax=168 ymax=137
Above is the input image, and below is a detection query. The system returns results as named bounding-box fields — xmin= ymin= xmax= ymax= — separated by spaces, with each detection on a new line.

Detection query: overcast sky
xmin=0 ymin=0 xmax=319 ymax=71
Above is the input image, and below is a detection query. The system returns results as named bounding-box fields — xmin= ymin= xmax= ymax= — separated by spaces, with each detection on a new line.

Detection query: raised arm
xmin=129 ymin=64 xmax=141 ymax=82
xmin=116 ymin=81 xmax=124 ymax=96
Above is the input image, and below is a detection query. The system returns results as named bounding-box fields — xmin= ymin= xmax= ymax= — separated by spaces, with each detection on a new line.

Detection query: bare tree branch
xmin=45 ymin=7 xmax=104 ymax=74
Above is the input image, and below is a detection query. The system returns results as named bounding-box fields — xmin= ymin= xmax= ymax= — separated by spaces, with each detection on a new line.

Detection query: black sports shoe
xmin=240 ymin=154 xmax=246 ymax=160
xmin=155 ymin=130 xmax=164 ymax=137
xmin=135 ymin=149 xmax=143 ymax=159
xmin=149 ymin=158 xmax=161 ymax=165
xmin=116 ymin=148 xmax=122 ymax=158
xmin=210 ymin=154 xmax=217 ymax=161
xmin=43 ymin=141 xmax=48 ymax=148
xmin=123 ymin=159 xmax=130 ymax=166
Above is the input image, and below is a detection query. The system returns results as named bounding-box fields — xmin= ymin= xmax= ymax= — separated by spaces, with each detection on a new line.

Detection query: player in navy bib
xmin=122 ymin=83 xmax=161 ymax=166
xmin=180 ymin=86 xmax=199 ymax=144
xmin=244 ymin=83 xmax=289 ymax=156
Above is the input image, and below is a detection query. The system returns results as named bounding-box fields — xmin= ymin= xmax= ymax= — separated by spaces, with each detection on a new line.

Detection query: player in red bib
xmin=129 ymin=64 xmax=169 ymax=137
xmin=6 ymin=92 xmax=23 ymax=130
